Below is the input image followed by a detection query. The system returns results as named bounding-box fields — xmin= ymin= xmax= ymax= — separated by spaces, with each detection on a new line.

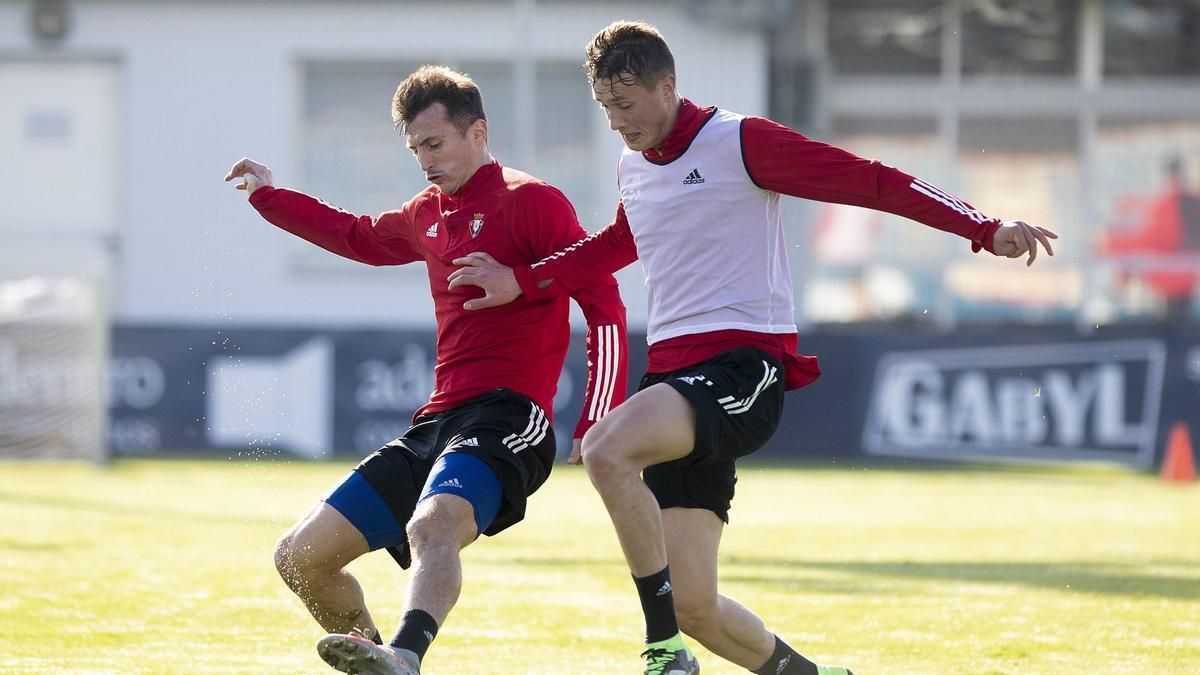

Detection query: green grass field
xmin=1 ymin=458 xmax=1197 ymax=674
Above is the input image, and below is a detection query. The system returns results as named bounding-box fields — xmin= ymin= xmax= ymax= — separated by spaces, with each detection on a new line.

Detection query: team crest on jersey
xmin=469 ymin=212 xmax=485 ymax=238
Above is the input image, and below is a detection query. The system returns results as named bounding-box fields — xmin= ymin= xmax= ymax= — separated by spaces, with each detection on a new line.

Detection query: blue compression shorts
xmin=324 ymin=452 xmax=503 ymax=549
xmin=418 ymin=452 xmax=503 ymax=537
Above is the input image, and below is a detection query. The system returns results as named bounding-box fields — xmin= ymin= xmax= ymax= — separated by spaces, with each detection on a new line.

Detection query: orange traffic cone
xmin=1160 ymin=422 xmax=1196 ymax=482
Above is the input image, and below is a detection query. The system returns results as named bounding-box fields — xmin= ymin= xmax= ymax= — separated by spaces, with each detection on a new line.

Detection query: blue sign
xmin=109 ymin=324 xmax=1198 ymax=469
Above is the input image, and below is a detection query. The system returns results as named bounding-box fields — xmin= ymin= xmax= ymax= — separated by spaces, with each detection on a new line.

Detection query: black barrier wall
xmin=109 ymin=325 xmax=1198 ymax=467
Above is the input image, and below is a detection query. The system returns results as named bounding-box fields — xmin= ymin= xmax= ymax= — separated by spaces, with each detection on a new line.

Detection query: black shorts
xmin=352 ymin=388 xmax=555 ymax=560
xmin=640 ymin=346 xmax=785 ymax=523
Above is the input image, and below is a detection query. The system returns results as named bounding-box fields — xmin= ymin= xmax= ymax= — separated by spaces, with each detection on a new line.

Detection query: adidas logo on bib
xmin=438 ymin=478 xmax=463 ymax=489
xmin=682 ymin=168 xmax=705 ymax=185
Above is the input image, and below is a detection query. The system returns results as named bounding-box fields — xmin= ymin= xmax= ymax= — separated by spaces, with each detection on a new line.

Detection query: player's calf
xmin=273 ymin=503 xmax=378 ymax=638
xmin=380 ymin=455 xmax=502 ymax=666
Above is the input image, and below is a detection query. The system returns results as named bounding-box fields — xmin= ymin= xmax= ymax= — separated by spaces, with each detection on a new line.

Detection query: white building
xmin=1 ymin=0 xmax=771 ymax=331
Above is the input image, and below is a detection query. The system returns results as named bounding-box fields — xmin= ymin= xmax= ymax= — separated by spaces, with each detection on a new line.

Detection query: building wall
xmin=0 ymin=1 xmax=769 ymax=329
xmin=774 ymin=0 xmax=1200 ymax=327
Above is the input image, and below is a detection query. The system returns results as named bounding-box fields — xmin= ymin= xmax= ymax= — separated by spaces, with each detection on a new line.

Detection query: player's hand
xmin=448 ymin=251 xmax=523 ymax=310
xmin=991 ymin=221 xmax=1058 ymax=266
xmin=567 ymin=438 xmax=583 ymax=465
xmin=223 ymin=157 xmax=274 ymax=195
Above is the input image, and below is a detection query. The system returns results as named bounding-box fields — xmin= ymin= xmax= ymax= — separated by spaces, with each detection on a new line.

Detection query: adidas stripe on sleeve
xmin=738 ymin=115 xmax=1003 ymax=253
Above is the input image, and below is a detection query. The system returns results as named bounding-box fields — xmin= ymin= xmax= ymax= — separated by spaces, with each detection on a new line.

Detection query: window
xmin=1104 ymin=0 xmax=1200 ymax=78
xmin=456 ymin=62 xmax=517 ymax=167
xmin=828 ymin=0 xmax=943 ymax=75
xmin=297 ymin=61 xmax=515 ymax=271
xmin=533 ymin=62 xmax=599 ymax=224
xmin=300 ymin=61 xmax=425 ymax=220
xmin=800 ymin=117 xmax=941 ymax=323
xmin=961 ymin=0 xmax=1080 ymax=77
xmin=827 ymin=117 xmax=946 ymax=264
xmin=956 ymin=117 xmax=1081 ymax=252
xmin=949 ymin=117 xmax=1082 ymax=319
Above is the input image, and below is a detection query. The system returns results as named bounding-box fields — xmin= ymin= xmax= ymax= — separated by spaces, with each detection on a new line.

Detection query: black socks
xmin=389 ymin=609 xmax=439 ymax=661
xmin=753 ymin=635 xmax=818 ymax=675
xmin=632 ymin=566 xmax=680 ymax=644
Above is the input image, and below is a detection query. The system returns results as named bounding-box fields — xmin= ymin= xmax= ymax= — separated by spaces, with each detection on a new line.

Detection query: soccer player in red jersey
xmin=451 ymin=22 xmax=1057 ymax=675
xmin=226 ymin=66 xmax=627 ymax=674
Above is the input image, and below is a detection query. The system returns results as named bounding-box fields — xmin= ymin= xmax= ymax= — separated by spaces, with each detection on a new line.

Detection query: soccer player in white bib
xmin=451 ymin=21 xmax=1057 ymax=675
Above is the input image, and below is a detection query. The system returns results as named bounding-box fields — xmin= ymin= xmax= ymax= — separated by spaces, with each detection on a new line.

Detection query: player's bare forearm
xmin=448 ymin=251 xmax=523 ymax=310
xmin=991 ymin=221 xmax=1058 ymax=266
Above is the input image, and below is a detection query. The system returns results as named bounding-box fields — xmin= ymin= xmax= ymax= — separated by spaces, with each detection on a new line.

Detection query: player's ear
xmin=470 ymin=118 xmax=488 ymax=146
xmin=657 ymin=74 xmax=677 ymax=101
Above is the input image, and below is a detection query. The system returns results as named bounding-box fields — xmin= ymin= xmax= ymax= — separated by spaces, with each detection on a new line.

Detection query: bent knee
xmin=674 ymin=595 xmax=720 ymax=636
xmin=581 ymin=428 xmax=636 ymax=478
xmin=405 ymin=515 xmax=436 ymax=550
xmin=273 ymin=533 xmax=308 ymax=587
xmin=405 ymin=505 xmax=473 ymax=553
xmin=274 ymin=529 xmax=344 ymax=588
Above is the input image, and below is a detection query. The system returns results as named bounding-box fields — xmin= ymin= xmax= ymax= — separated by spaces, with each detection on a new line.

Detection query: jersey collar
xmin=643 ymin=98 xmax=718 ymax=164
xmin=441 ymin=160 xmax=500 ymax=207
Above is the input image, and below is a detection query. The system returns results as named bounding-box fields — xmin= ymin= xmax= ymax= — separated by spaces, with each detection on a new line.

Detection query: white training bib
xmin=618 ymin=109 xmax=797 ymax=345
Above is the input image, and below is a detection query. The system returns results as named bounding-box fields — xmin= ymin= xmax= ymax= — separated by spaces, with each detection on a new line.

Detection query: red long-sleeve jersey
xmin=514 ymin=99 xmax=1003 ymax=388
xmin=250 ymin=161 xmax=628 ymax=439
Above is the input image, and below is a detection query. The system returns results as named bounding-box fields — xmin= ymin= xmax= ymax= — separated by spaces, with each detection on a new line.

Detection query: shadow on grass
xmin=506 ymin=555 xmax=1200 ymax=600
xmin=721 ymin=558 xmax=1200 ymax=600
xmin=736 ymin=456 xmax=1145 ymax=478
xmin=0 ymin=539 xmax=67 ymax=552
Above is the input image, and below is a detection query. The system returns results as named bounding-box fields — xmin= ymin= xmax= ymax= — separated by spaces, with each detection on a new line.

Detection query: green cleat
xmin=816 ymin=666 xmax=854 ymax=675
xmin=316 ymin=633 xmax=420 ymax=674
xmin=641 ymin=633 xmax=699 ymax=675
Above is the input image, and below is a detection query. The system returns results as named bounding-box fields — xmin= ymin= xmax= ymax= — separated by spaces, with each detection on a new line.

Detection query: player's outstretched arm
xmin=991 ymin=220 xmax=1058 ymax=266
xmin=740 ymin=117 xmax=1063 ymax=258
xmin=225 ymin=157 xmax=421 ymax=266
xmin=224 ymin=157 xmax=274 ymax=195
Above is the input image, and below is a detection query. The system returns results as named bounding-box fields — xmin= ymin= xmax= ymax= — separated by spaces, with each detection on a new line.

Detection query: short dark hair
xmin=583 ymin=20 xmax=675 ymax=88
xmin=392 ymin=65 xmax=486 ymax=134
